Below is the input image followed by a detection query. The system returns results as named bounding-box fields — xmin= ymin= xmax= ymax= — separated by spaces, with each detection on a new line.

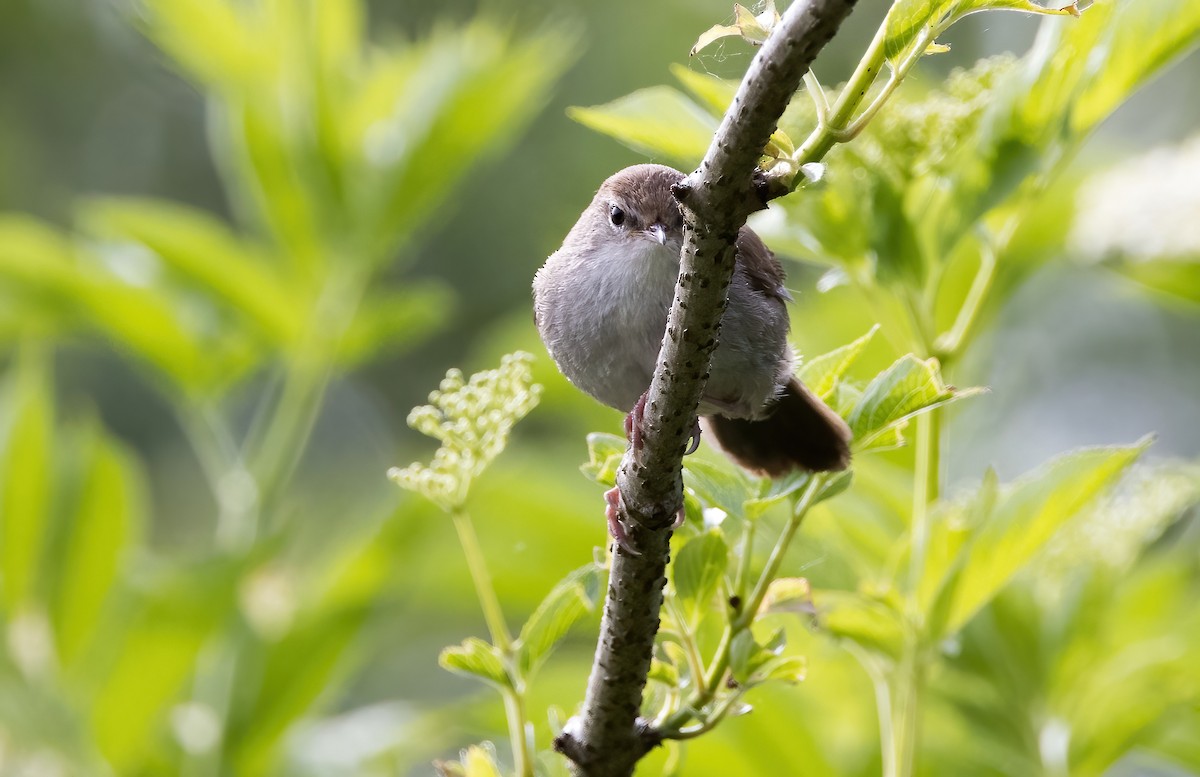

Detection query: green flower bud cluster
xmin=389 ymin=352 xmax=542 ymax=511
xmin=859 ymin=54 xmax=1018 ymax=178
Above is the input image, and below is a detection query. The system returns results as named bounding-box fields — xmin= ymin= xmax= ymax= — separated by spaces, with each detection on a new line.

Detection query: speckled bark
xmin=554 ymin=1 xmax=859 ymax=775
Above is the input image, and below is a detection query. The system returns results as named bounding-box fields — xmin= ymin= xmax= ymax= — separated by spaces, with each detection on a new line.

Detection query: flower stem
xmin=503 ymin=687 xmax=534 ymax=777
xmin=451 ymin=509 xmax=513 ymax=653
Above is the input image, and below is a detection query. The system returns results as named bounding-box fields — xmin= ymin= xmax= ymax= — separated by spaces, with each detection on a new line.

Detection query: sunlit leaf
xmin=581 ymin=432 xmax=626 ymax=487
xmin=848 ymin=355 xmax=981 ymax=450
xmin=670 ymin=63 xmax=738 ymax=116
xmin=80 ymin=199 xmax=303 ymax=346
xmin=684 ymin=457 xmax=755 ymax=521
xmin=649 ymin=657 xmax=681 ymax=687
xmin=929 ymin=442 xmax=1147 ymax=637
xmin=338 ymin=281 xmax=454 ymax=366
xmin=0 ymin=346 xmax=54 ymax=612
xmin=440 ymin=637 xmax=511 ymax=690
xmin=365 ymin=25 xmax=578 ymax=262
xmin=229 ymin=521 xmax=400 ymax=775
xmin=797 ymin=325 xmax=880 ymax=399
xmin=517 ymin=563 xmax=602 ymax=676
xmin=90 ymin=561 xmax=241 ymax=771
xmin=813 ymin=589 xmax=906 ymax=660
xmin=672 ymin=529 xmax=729 ymax=627
xmin=882 ymin=0 xmax=1078 ymax=71
xmin=53 ymin=425 xmax=145 ymax=666
xmin=569 ymin=87 xmax=717 ymax=169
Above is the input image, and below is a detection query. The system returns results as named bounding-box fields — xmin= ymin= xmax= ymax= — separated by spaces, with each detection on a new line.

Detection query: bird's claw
xmin=684 ymin=418 xmax=702 ymax=456
xmin=604 ymin=486 xmax=641 ymax=556
xmin=624 ymin=393 xmax=649 ymax=451
xmin=604 ymin=486 xmax=686 ymax=555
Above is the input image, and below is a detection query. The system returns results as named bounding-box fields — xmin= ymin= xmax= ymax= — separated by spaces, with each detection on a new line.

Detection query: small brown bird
xmin=533 ymin=165 xmax=850 ymax=547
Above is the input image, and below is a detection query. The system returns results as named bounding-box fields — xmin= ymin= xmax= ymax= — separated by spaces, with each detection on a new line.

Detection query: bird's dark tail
xmin=706 ymin=377 xmax=851 ymax=477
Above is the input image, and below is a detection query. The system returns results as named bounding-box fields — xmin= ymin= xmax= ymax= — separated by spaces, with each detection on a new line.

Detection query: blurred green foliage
xmin=0 ymin=0 xmax=1197 ymax=776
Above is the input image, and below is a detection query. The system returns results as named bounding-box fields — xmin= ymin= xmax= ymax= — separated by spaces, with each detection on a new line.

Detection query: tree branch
xmin=554 ymin=1 xmax=860 ymax=774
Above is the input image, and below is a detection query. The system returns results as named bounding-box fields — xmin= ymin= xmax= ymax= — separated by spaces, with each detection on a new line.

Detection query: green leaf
xmin=848 ymin=354 xmax=981 ymax=450
xmin=440 ymin=637 xmax=511 ymax=690
xmin=671 ymin=529 xmax=729 ymax=627
xmin=229 ymin=521 xmax=403 ymax=775
xmin=745 ymin=470 xmax=810 ymax=522
xmin=0 ymin=346 xmax=54 ymax=612
xmin=814 ymin=589 xmax=906 ymax=660
xmin=648 ymin=657 xmax=680 ymax=687
xmin=1070 ymin=0 xmax=1200 ymax=134
xmin=761 ymin=577 xmax=813 ymax=613
xmin=729 ymin=626 xmax=788 ymax=685
xmin=581 ymin=432 xmax=626 ymax=487
xmin=337 ymin=281 xmax=453 ymax=366
xmin=691 ymin=1 xmax=781 ymax=56
xmin=53 ymin=425 xmax=145 ymax=666
xmin=136 ymin=0 xmax=266 ymax=90
xmin=928 ymin=442 xmax=1147 ymax=637
xmin=797 ymin=326 xmax=880 ymax=399
xmin=365 ymin=24 xmax=578 ymax=262
xmin=517 ymin=563 xmax=602 ymax=676
xmin=80 ymin=199 xmax=303 ymax=346
xmin=670 ymin=64 xmax=738 ymax=116
xmin=882 ymin=0 xmax=1078 ymax=70
xmin=754 ymin=654 xmax=808 ymax=684
xmin=90 ymin=560 xmax=241 ymax=772
xmin=568 ymin=86 xmax=717 ymax=169
xmin=684 ymin=457 xmax=756 ymax=521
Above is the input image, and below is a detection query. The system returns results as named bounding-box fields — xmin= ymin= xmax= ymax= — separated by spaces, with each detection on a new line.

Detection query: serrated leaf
xmin=929 ymin=442 xmax=1147 ymax=638
xmin=517 ymin=564 xmax=602 ymax=676
xmin=848 ymin=354 xmax=980 ymax=450
xmin=440 ymin=637 xmax=511 ymax=690
xmin=569 ymin=87 xmax=717 ymax=169
xmin=797 ymin=326 xmax=880 ymax=399
xmin=684 ymin=457 xmax=755 ymax=520
xmin=672 ymin=530 xmax=729 ymax=627
xmin=581 ymin=432 xmax=626 ymax=487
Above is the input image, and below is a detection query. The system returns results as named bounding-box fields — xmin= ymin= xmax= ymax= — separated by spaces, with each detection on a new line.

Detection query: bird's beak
xmin=646 ymin=224 xmax=667 ymax=245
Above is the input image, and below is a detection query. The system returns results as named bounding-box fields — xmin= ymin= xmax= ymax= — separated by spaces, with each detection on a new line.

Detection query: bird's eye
xmin=609 ymin=205 xmax=626 ymax=227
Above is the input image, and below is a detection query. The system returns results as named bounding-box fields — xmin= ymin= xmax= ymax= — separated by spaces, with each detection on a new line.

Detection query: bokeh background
xmin=0 ymin=0 xmax=1197 ymax=775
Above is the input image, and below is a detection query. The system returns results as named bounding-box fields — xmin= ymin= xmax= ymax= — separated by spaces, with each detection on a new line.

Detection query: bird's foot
xmin=604 ymin=486 xmax=640 ymax=556
xmin=627 ymin=395 xmax=701 ymax=458
xmin=623 ymin=392 xmax=649 ymax=450
xmin=604 ymin=486 xmax=686 ymax=555
xmin=684 ymin=418 xmax=702 ymax=456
